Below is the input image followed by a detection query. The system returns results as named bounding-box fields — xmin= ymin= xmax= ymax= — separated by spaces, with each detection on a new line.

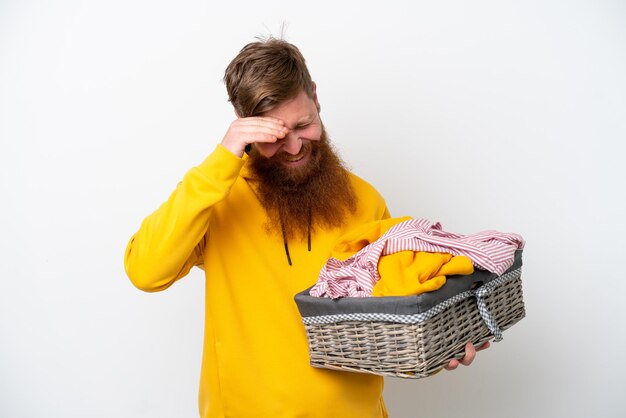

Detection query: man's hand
xmin=221 ymin=117 xmax=289 ymax=158
xmin=444 ymin=341 xmax=490 ymax=371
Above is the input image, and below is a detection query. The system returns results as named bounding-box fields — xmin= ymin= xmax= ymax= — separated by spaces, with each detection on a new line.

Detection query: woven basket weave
xmin=295 ymin=261 xmax=525 ymax=379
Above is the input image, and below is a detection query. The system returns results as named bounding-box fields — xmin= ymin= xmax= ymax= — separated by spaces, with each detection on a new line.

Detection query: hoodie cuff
xmin=193 ymin=144 xmax=246 ymax=184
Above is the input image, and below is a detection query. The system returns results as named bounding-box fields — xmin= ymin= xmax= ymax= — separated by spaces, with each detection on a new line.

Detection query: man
xmin=124 ymin=38 xmax=486 ymax=418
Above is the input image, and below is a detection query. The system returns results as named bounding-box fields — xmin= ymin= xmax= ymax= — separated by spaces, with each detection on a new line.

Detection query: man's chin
xmin=281 ymin=166 xmax=315 ymax=185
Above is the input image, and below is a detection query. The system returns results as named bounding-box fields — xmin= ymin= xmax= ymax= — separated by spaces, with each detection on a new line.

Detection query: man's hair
xmin=224 ymin=38 xmax=315 ymax=117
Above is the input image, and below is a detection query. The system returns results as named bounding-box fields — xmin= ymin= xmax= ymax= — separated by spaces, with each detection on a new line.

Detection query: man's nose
xmin=282 ymin=132 xmax=302 ymax=155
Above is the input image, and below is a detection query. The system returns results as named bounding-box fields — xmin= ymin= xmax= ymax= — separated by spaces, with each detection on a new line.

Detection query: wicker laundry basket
xmin=294 ymin=251 xmax=525 ymax=379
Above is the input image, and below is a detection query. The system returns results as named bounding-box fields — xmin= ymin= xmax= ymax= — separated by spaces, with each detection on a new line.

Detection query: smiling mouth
xmin=284 ymin=154 xmax=306 ymax=163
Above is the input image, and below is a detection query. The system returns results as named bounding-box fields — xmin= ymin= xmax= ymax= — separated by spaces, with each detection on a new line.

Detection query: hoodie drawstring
xmin=280 ymin=208 xmax=312 ymax=266
xmin=307 ymin=207 xmax=312 ymax=252
xmin=281 ymin=219 xmax=292 ymax=266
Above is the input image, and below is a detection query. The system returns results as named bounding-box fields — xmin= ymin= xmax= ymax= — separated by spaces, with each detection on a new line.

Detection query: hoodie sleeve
xmin=124 ymin=144 xmax=245 ymax=292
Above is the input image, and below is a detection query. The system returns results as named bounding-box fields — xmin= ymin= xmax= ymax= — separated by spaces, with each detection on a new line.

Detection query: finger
xmin=253 ymin=116 xmax=286 ymax=125
xmin=234 ymin=125 xmax=288 ymax=138
xmin=237 ymin=115 xmax=284 ymax=123
xmin=243 ymin=133 xmax=282 ymax=144
xmin=459 ymin=342 xmax=477 ymax=366
xmin=235 ymin=117 xmax=287 ymax=130
xmin=232 ymin=118 xmax=288 ymax=132
xmin=229 ymin=125 xmax=288 ymax=145
xmin=445 ymin=359 xmax=459 ymax=371
xmin=477 ymin=341 xmax=491 ymax=351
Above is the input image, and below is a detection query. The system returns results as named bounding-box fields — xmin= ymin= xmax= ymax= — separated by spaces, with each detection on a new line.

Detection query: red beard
xmin=248 ymin=128 xmax=357 ymax=241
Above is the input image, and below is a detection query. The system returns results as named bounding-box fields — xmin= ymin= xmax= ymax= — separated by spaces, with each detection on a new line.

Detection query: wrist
xmin=220 ymin=139 xmax=245 ymax=158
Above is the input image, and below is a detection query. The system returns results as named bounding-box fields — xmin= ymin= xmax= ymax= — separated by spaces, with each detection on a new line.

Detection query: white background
xmin=1 ymin=0 xmax=625 ymax=417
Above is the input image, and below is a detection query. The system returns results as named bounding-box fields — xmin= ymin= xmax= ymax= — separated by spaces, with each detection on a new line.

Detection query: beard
xmin=248 ymin=127 xmax=357 ymax=241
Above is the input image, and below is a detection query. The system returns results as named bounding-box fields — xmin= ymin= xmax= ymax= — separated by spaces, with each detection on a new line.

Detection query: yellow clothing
xmin=125 ymin=144 xmax=390 ymax=418
xmin=328 ymin=216 xmax=474 ymax=297
xmin=330 ymin=216 xmax=412 ymax=260
xmin=373 ymin=252 xmax=474 ymax=297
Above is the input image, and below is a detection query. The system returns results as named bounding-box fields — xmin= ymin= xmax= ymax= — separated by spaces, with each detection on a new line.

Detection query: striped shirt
xmin=310 ymin=218 xmax=525 ymax=299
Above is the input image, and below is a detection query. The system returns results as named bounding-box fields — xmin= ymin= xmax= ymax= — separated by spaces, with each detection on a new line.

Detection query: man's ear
xmin=313 ymin=82 xmax=321 ymax=113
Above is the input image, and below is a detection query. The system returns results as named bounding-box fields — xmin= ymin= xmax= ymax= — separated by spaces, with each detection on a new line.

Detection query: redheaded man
xmin=125 ymin=38 xmax=486 ymax=418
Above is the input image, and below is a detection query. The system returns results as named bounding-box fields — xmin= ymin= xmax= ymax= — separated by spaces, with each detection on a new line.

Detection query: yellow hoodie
xmin=125 ymin=144 xmax=390 ymax=418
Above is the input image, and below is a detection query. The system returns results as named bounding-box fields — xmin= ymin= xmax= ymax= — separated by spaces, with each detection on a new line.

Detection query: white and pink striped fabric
xmin=310 ymin=218 xmax=525 ymax=299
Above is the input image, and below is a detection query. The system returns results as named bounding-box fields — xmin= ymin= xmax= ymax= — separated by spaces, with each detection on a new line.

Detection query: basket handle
xmin=474 ymin=283 xmax=503 ymax=342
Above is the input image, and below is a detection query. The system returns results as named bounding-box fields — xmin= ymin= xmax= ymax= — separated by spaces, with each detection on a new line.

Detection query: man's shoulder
xmin=348 ymin=171 xmax=380 ymax=193
xmin=348 ymin=171 xmax=386 ymax=207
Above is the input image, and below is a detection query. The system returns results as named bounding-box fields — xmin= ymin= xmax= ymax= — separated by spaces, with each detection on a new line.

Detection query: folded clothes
xmin=310 ymin=217 xmax=525 ymax=299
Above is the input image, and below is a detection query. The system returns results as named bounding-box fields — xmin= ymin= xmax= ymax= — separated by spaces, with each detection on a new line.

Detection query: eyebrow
xmin=289 ymin=115 xmax=316 ymax=129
